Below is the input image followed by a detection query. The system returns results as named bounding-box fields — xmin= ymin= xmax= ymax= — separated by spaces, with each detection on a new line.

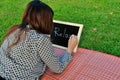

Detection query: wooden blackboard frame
xmin=51 ymin=20 xmax=83 ymax=52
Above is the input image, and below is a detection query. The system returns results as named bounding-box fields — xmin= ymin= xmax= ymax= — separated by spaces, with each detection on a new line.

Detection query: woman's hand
xmin=67 ymin=35 xmax=78 ymax=54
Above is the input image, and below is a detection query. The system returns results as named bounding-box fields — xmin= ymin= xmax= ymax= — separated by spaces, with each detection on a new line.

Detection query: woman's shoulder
xmin=27 ymin=30 xmax=50 ymax=41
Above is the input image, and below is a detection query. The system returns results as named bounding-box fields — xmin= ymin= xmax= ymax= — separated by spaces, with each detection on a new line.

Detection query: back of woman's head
xmin=21 ymin=0 xmax=54 ymax=34
xmin=5 ymin=0 xmax=54 ymax=53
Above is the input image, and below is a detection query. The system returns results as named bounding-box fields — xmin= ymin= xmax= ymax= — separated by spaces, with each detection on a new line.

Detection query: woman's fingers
xmin=67 ymin=35 xmax=78 ymax=54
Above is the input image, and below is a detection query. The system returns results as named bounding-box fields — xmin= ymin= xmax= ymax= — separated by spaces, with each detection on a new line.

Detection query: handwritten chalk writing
xmin=54 ymin=27 xmax=71 ymax=38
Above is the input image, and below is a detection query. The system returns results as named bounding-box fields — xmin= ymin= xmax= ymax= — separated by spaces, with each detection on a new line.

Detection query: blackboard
xmin=51 ymin=20 xmax=83 ymax=52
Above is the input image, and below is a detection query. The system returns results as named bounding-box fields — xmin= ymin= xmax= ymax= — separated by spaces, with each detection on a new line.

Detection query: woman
xmin=0 ymin=0 xmax=78 ymax=80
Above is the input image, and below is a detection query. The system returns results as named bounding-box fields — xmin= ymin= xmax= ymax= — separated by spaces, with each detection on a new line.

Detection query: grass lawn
xmin=0 ymin=0 xmax=120 ymax=56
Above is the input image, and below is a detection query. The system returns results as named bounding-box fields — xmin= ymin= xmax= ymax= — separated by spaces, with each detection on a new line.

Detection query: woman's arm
xmin=37 ymin=36 xmax=72 ymax=73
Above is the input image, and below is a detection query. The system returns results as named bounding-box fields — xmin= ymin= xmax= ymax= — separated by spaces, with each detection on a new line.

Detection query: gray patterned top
xmin=0 ymin=30 xmax=72 ymax=80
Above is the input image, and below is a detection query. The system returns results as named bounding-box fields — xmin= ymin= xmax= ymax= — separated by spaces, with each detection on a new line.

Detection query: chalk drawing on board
xmin=51 ymin=20 xmax=83 ymax=53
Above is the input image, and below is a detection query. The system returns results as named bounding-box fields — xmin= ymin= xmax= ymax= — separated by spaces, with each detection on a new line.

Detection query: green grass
xmin=0 ymin=0 xmax=120 ymax=56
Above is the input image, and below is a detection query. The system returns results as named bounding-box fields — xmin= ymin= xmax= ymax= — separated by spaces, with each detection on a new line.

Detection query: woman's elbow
xmin=52 ymin=68 xmax=64 ymax=74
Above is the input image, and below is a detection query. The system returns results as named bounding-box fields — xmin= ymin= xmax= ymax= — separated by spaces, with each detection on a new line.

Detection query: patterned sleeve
xmin=37 ymin=36 xmax=72 ymax=73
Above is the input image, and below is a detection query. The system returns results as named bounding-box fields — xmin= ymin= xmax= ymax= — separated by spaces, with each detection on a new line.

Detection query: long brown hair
xmin=6 ymin=0 xmax=54 ymax=52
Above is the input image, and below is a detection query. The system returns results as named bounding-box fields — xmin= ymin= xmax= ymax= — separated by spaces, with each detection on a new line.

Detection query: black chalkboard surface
xmin=51 ymin=20 xmax=83 ymax=52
